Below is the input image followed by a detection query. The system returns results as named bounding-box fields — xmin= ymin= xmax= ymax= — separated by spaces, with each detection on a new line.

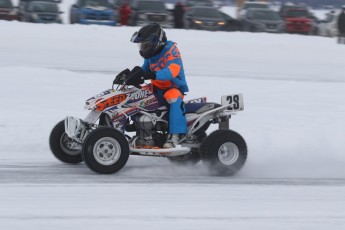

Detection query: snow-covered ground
xmin=1 ymin=3 xmax=345 ymax=229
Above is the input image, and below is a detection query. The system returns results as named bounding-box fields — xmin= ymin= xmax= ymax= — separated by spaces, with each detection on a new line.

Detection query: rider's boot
xmin=163 ymin=134 xmax=179 ymax=148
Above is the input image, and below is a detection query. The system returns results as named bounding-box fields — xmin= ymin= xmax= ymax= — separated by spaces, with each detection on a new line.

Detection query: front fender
xmin=84 ymin=110 xmax=102 ymax=124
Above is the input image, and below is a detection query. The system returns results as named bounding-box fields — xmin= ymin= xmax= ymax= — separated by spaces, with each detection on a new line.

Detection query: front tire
xmin=82 ymin=127 xmax=129 ymax=174
xmin=200 ymin=129 xmax=247 ymax=176
xmin=49 ymin=120 xmax=82 ymax=164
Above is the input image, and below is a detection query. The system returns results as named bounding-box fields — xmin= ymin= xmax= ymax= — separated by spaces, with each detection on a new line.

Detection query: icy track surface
xmin=1 ymin=18 xmax=345 ymax=229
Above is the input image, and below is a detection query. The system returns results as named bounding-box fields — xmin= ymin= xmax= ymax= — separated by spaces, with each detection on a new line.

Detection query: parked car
xmin=241 ymin=8 xmax=284 ymax=33
xmin=237 ymin=1 xmax=269 ymax=20
xmin=18 ymin=0 xmax=62 ymax=23
xmin=279 ymin=4 xmax=315 ymax=35
xmin=279 ymin=4 xmax=306 ymax=18
xmin=70 ymin=0 xmax=117 ymax=26
xmin=317 ymin=11 xmax=338 ymax=37
xmin=307 ymin=11 xmax=321 ymax=35
xmin=185 ymin=0 xmax=214 ymax=8
xmin=185 ymin=6 xmax=229 ymax=31
xmin=130 ymin=0 xmax=173 ymax=28
xmin=280 ymin=7 xmax=313 ymax=34
xmin=219 ymin=11 xmax=241 ymax=31
xmin=0 ymin=0 xmax=18 ymax=21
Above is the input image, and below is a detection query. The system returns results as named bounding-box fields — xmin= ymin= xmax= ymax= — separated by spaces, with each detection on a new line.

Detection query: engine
xmin=135 ymin=114 xmax=167 ymax=147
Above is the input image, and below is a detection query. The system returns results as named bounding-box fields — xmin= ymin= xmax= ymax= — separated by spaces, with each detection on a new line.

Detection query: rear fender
xmin=185 ymin=97 xmax=207 ymax=104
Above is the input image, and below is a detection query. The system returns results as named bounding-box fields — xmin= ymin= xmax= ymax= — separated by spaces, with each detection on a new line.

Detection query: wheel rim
xmin=93 ymin=137 xmax=121 ymax=166
xmin=60 ymin=133 xmax=81 ymax=156
xmin=218 ymin=142 xmax=239 ymax=165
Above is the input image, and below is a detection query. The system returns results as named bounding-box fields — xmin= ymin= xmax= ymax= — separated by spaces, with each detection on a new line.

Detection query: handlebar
xmin=113 ymin=66 xmax=145 ymax=89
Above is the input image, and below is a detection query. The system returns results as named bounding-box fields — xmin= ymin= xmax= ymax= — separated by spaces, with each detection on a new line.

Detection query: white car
xmin=237 ymin=2 xmax=269 ymax=20
xmin=318 ymin=11 xmax=338 ymax=37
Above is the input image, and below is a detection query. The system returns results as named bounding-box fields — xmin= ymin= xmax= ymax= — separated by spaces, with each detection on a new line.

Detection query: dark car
xmin=241 ymin=8 xmax=284 ymax=33
xmin=219 ymin=11 xmax=241 ymax=31
xmin=19 ymin=0 xmax=63 ymax=23
xmin=130 ymin=0 xmax=173 ymax=28
xmin=0 ymin=0 xmax=18 ymax=21
xmin=70 ymin=0 xmax=117 ymax=26
xmin=185 ymin=6 xmax=229 ymax=31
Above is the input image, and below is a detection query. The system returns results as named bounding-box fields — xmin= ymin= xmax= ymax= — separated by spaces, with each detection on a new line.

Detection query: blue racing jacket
xmin=141 ymin=40 xmax=189 ymax=94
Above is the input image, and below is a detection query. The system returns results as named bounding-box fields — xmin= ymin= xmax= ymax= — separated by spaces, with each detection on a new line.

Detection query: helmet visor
xmin=138 ymin=41 xmax=153 ymax=53
xmin=130 ymin=31 xmax=140 ymax=43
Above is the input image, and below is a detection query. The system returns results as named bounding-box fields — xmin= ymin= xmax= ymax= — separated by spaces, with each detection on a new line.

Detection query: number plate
xmin=221 ymin=94 xmax=244 ymax=111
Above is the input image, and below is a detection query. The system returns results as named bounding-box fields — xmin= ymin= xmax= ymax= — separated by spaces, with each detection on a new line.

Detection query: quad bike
xmin=49 ymin=67 xmax=247 ymax=176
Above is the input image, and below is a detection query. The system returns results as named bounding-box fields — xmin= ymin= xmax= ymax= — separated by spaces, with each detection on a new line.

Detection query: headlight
xmin=194 ymin=20 xmax=202 ymax=24
xmin=139 ymin=14 xmax=146 ymax=20
xmin=218 ymin=21 xmax=225 ymax=25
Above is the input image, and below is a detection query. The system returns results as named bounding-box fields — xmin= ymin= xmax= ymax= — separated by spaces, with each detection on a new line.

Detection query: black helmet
xmin=130 ymin=23 xmax=167 ymax=59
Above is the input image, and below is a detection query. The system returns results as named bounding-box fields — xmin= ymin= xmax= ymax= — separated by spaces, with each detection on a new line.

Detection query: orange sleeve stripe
xmin=164 ymin=88 xmax=183 ymax=100
xmin=152 ymin=80 xmax=172 ymax=90
xmin=168 ymin=63 xmax=181 ymax=78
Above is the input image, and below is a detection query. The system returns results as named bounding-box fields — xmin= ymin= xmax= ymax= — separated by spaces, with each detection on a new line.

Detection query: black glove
xmin=113 ymin=68 xmax=130 ymax=84
xmin=125 ymin=66 xmax=145 ymax=86
xmin=143 ymin=71 xmax=156 ymax=80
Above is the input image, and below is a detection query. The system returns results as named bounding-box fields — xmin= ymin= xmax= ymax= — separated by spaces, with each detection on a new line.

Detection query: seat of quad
xmin=184 ymin=103 xmax=221 ymax=114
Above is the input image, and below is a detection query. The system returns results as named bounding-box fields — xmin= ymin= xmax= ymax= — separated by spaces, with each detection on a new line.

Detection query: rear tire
xmin=82 ymin=127 xmax=129 ymax=174
xmin=200 ymin=129 xmax=247 ymax=176
xmin=49 ymin=120 xmax=82 ymax=164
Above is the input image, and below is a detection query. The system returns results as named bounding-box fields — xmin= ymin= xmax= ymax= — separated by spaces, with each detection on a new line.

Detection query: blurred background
xmin=1 ymin=0 xmax=344 ymax=37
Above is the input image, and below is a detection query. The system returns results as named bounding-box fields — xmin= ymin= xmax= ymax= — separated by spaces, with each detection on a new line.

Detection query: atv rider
xmin=130 ymin=23 xmax=189 ymax=148
xmin=338 ymin=5 xmax=345 ymax=44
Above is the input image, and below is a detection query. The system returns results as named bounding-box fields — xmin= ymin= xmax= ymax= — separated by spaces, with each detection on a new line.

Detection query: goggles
xmin=138 ymin=41 xmax=153 ymax=52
